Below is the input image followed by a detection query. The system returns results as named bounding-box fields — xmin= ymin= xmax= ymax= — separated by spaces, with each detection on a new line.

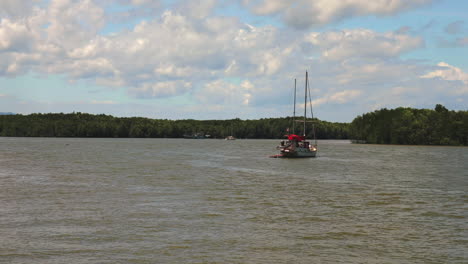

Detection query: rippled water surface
xmin=1 ymin=138 xmax=467 ymax=263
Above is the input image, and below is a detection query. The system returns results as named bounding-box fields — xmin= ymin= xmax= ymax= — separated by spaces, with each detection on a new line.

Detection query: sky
xmin=0 ymin=0 xmax=467 ymax=122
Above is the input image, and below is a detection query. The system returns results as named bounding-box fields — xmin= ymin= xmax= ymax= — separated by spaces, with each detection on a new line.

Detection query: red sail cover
xmin=287 ymin=134 xmax=305 ymax=141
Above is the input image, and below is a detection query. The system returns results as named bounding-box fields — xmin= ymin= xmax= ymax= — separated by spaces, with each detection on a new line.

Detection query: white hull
xmin=293 ymin=147 xmax=317 ymax=157
xmin=277 ymin=145 xmax=317 ymax=158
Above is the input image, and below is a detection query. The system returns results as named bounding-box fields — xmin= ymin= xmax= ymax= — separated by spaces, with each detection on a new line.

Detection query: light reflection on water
xmin=0 ymin=138 xmax=467 ymax=263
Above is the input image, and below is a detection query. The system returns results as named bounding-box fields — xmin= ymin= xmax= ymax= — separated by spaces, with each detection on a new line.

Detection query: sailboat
xmin=272 ymin=71 xmax=318 ymax=158
xmin=225 ymin=125 xmax=236 ymax=140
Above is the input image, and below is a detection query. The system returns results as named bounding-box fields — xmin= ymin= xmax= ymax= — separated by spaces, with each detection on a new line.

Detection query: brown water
xmin=1 ymin=138 xmax=467 ymax=263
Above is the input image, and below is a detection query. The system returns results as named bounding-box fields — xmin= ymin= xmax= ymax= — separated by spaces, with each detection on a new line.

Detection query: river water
xmin=0 ymin=138 xmax=467 ymax=263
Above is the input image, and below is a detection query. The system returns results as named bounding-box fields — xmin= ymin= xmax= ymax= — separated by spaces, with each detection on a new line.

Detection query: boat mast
xmin=307 ymin=73 xmax=318 ymax=146
xmin=293 ymin=79 xmax=296 ymax=134
xmin=304 ymin=71 xmax=308 ymax=137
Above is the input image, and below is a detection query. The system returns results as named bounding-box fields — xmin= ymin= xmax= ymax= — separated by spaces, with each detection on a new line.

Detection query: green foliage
xmin=350 ymin=105 xmax=468 ymax=146
xmin=0 ymin=112 xmax=349 ymax=139
xmin=2 ymin=106 xmax=465 ymax=145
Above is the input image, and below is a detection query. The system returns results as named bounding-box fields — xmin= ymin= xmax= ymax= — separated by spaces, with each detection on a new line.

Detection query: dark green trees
xmin=2 ymin=105 xmax=464 ymax=145
xmin=350 ymin=105 xmax=468 ymax=146
xmin=0 ymin=112 xmax=349 ymax=139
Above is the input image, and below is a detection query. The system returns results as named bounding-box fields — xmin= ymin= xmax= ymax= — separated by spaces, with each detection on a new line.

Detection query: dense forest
xmin=349 ymin=104 xmax=468 ymax=146
xmin=0 ymin=112 xmax=349 ymax=139
xmin=1 ymin=104 xmax=466 ymax=145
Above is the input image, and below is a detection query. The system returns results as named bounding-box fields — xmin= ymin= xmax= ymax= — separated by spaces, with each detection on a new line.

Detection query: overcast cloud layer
xmin=0 ymin=0 xmax=467 ymax=121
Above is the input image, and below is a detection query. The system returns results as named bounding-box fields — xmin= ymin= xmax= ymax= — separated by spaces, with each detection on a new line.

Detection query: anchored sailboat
xmin=272 ymin=71 xmax=317 ymax=158
xmin=225 ymin=125 xmax=236 ymax=140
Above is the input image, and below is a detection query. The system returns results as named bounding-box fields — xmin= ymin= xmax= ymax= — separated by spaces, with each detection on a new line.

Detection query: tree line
xmin=1 ymin=104 xmax=466 ymax=145
xmin=349 ymin=104 xmax=467 ymax=146
xmin=0 ymin=112 xmax=349 ymax=139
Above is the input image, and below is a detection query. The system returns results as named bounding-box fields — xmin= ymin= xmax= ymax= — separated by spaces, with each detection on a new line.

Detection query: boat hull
xmin=277 ymin=146 xmax=317 ymax=158
xmin=281 ymin=152 xmax=317 ymax=158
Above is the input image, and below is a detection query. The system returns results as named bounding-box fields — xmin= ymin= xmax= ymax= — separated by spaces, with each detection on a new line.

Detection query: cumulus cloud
xmin=312 ymin=90 xmax=363 ymax=106
xmin=46 ymin=0 xmax=105 ymax=47
xmin=421 ymin=62 xmax=468 ymax=94
xmin=0 ymin=19 xmax=38 ymax=52
xmin=131 ymin=81 xmax=193 ymax=98
xmin=391 ymin=86 xmax=421 ymax=96
xmin=176 ymin=0 xmax=218 ymax=19
xmin=0 ymin=0 xmax=465 ymax=121
xmin=1 ymin=1 xmax=426 ymax=98
xmin=102 ymin=0 xmax=163 ymax=25
xmin=305 ymin=29 xmax=424 ymax=60
xmin=12 ymin=7 xmax=294 ymax=97
xmin=0 ymin=0 xmax=41 ymax=18
xmin=0 ymin=0 xmax=107 ymax=76
xmin=195 ymin=79 xmax=254 ymax=106
xmin=242 ymin=0 xmax=433 ymax=28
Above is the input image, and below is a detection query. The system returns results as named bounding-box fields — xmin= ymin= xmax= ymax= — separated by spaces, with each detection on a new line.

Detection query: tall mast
xmin=304 ymin=71 xmax=308 ymax=137
xmin=293 ymin=79 xmax=296 ymax=134
xmin=307 ymin=72 xmax=317 ymax=146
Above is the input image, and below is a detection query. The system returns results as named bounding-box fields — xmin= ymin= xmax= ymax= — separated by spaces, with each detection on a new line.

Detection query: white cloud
xmin=0 ymin=19 xmax=38 ymax=52
xmin=176 ymin=0 xmax=217 ymax=19
xmin=242 ymin=0 xmax=433 ymax=28
xmin=154 ymin=64 xmax=192 ymax=77
xmin=130 ymin=0 xmax=158 ymax=6
xmin=391 ymin=86 xmax=421 ymax=96
xmin=312 ymin=90 xmax=362 ymax=106
xmin=194 ymin=79 xmax=253 ymax=106
xmin=421 ymin=62 xmax=468 ymax=82
xmin=46 ymin=0 xmax=105 ymax=48
xmin=0 ymin=0 xmax=466 ymax=121
xmin=131 ymin=81 xmax=192 ymax=98
xmin=421 ymin=62 xmax=468 ymax=94
xmin=0 ymin=0 xmax=41 ymax=18
xmin=305 ymin=29 xmax=423 ymax=60
xmin=49 ymin=10 xmax=293 ymax=96
xmin=68 ymin=41 xmax=100 ymax=59
xmin=334 ymin=59 xmax=423 ymax=86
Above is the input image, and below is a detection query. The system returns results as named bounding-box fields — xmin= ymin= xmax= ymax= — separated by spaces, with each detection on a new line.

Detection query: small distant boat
xmin=272 ymin=71 xmax=317 ymax=158
xmin=184 ymin=133 xmax=209 ymax=139
xmin=225 ymin=125 xmax=236 ymax=140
